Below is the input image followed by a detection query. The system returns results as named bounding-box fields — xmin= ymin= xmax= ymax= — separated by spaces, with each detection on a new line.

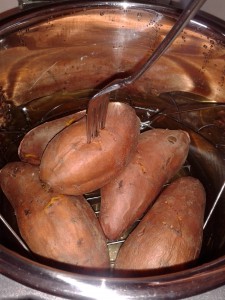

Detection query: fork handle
xmin=91 ymin=0 xmax=207 ymax=99
xmin=125 ymin=0 xmax=207 ymax=85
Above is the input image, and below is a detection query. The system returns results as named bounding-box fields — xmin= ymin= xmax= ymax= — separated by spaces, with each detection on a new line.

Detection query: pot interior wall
xmin=0 ymin=2 xmax=225 ymax=273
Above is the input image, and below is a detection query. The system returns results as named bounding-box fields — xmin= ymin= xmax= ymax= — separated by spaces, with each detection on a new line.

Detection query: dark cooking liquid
xmin=1 ymin=89 xmax=225 ymax=266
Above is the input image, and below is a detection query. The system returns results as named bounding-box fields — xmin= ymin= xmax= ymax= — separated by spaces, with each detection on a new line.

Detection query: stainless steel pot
xmin=0 ymin=1 xmax=225 ymax=299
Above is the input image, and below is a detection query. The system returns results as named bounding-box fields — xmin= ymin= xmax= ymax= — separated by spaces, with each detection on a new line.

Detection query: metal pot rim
xmin=1 ymin=244 xmax=225 ymax=299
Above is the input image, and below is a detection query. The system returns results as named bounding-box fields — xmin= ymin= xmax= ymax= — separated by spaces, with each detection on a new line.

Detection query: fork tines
xmin=86 ymin=94 xmax=109 ymax=143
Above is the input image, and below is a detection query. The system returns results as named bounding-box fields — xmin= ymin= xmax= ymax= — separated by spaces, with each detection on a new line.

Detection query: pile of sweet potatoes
xmin=0 ymin=101 xmax=206 ymax=274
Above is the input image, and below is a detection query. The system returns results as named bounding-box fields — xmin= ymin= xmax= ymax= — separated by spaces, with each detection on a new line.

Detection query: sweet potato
xmin=0 ymin=161 xmax=110 ymax=269
xmin=18 ymin=110 xmax=86 ymax=165
xmin=114 ymin=176 xmax=206 ymax=272
xmin=99 ymin=129 xmax=190 ymax=240
xmin=39 ymin=102 xmax=140 ymax=195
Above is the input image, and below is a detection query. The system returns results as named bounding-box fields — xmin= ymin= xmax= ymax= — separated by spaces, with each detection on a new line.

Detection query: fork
xmin=86 ymin=0 xmax=207 ymax=143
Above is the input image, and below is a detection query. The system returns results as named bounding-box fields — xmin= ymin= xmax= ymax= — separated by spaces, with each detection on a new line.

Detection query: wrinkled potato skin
xmin=0 ymin=162 xmax=110 ymax=269
xmin=99 ymin=129 xmax=190 ymax=240
xmin=40 ymin=102 xmax=140 ymax=195
xmin=114 ymin=176 xmax=206 ymax=272
xmin=18 ymin=110 xmax=86 ymax=165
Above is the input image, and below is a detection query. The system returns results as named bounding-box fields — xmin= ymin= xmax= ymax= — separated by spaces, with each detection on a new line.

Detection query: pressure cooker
xmin=1 ymin=0 xmax=225 ymax=299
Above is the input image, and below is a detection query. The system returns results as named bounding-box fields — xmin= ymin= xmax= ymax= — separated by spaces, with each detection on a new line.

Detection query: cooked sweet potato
xmin=18 ymin=110 xmax=86 ymax=165
xmin=0 ymin=161 xmax=110 ymax=269
xmin=99 ymin=129 xmax=190 ymax=240
xmin=114 ymin=176 xmax=206 ymax=272
xmin=39 ymin=102 xmax=140 ymax=195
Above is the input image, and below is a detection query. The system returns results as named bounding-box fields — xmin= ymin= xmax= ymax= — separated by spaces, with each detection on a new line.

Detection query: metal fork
xmin=86 ymin=0 xmax=207 ymax=143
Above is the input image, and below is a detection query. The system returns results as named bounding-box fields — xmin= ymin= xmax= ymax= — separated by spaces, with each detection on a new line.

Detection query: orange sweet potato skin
xmin=99 ymin=129 xmax=190 ymax=240
xmin=114 ymin=176 xmax=206 ymax=272
xmin=0 ymin=162 xmax=110 ymax=269
xmin=39 ymin=102 xmax=140 ymax=195
xmin=18 ymin=110 xmax=86 ymax=165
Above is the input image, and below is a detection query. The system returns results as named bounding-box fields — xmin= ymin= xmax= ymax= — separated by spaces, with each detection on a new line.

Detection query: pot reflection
xmin=0 ymin=5 xmax=224 ymax=110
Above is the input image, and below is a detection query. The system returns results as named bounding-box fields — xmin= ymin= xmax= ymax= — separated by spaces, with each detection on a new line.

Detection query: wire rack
xmin=1 ymin=88 xmax=225 ymax=267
